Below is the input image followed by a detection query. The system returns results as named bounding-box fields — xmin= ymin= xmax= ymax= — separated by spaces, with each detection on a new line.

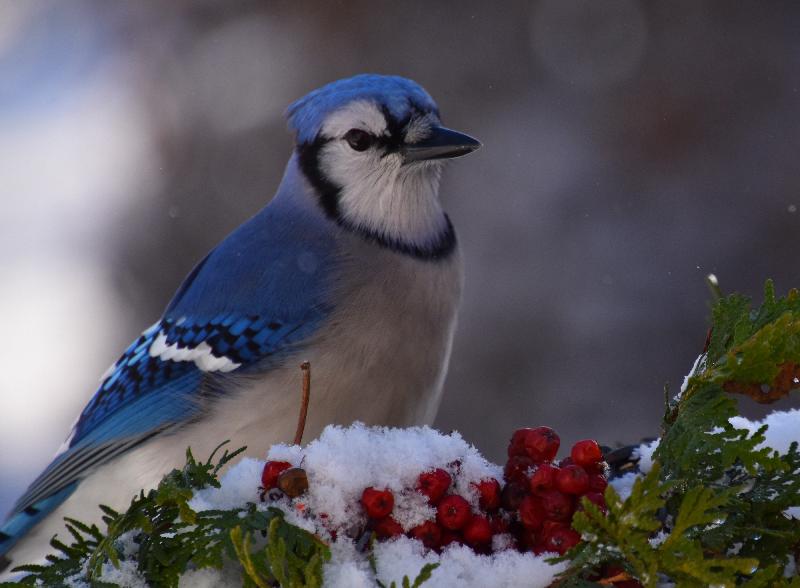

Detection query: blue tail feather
xmin=0 ymin=482 xmax=78 ymax=568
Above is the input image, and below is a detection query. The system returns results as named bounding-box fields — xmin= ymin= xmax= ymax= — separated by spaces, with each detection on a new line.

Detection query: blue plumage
xmin=1 ymin=73 xmax=478 ymax=572
xmin=287 ymin=74 xmax=438 ymax=143
xmin=1 ymin=161 xmax=336 ymax=558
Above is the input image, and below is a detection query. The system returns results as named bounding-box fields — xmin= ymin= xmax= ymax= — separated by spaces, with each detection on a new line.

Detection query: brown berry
xmin=277 ymin=467 xmax=308 ymax=497
xmin=261 ymin=460 xmax=291 ymax=490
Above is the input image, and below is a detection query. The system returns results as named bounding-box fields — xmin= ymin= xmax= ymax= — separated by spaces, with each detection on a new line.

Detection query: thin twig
xmin=598 ymin=572 xmax=633 ymax=585
xmin=293 ymin=362 xmax=311 ymax=446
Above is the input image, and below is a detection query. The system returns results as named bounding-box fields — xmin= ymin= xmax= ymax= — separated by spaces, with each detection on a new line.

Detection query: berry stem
xmin=598 ymin=571 xmax=634 ymax=585
xmin=294 ymin=361 xmax=312 ymax=446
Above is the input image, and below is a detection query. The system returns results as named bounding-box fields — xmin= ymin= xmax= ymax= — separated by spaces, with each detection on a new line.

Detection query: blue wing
xmin=1 ymin=185 xmax=337 ymax=559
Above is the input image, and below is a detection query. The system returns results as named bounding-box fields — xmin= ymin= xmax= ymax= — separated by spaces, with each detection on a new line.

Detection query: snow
xmin=177 ymin=566 xmax=242 ymax=587
xmin=609 ymin=472 xmax=639 ymax=501
xmin=614 ymin=410 xmax=800 ymax=513
xmin=679 ymin=353 xmax=706 ymax=396
xmin=188 ymin=424 xmax=560 ymax=587
xmin=632 ymin=439 xmax=659 ymax=474
xmin=65 ymin=559 xmax=148 ymax=588
xmin=43 ymin=411 xmax=800 ymax=587
xmin=729 ymin=408 xmax=800 ymax=454
xmin=312 ymin=536 xmax=566 ymax=588
xmin=629 ymin=408 xmax=800 ymax=471
xmin=261 ymin=423 xmax=502 ymax=533
xmin=190 ymin=457 xmax=264 ymax=511
xmin=366 ymin=538 xmax=565 ymax=588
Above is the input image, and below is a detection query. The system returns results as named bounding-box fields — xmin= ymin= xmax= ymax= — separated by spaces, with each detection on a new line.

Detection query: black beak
xmin=402 ymin=126 xmax=481 ymax=163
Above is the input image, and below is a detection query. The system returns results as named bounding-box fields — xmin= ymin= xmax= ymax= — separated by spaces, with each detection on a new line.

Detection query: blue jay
xmin=0 ymin=74 xmax=480 ymax=572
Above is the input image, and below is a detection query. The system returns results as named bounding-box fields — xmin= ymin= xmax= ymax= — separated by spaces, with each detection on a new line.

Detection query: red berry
xmin=500 ymin=481 xmax=529 ymax=511
xmin=504 ymin=455 xmax=534 ymax=486
xmin=473 ymin=478 xmax=502 ymax=512
xmin=488 ymin=513 xmax=510 ymax=535
xmin=508 ymin=428 xmax=536 ymax=457
xmin=361 ymin=487 xmax=394 ymax=519
xmin=417 ymin=468 xmax=452 ymax=504
xmin=582 ymin=492 xmax=607 ymax=514
xmin=524 ymin=426 xmax=560 ymax=462
xmin=541 ymin=519 xmax=567 ymax=535
xmin=529 ymin=463 xmax=560 ymax=493
xmin=516 ymin=526 xmax=536 ymax=550
xmin=462 ymin=515 xmax=492 ymax=547
xmin=518 ymin=495 xmax=546 ymax=530
xmin=530 ymin=542 xmax=547 ymax=555
xmin=436 ymin=495 xmax=472 ymax=530
xmin=571 ymin=439 xmax=603 ymax=467
xmin=556 ymin=464 xmax=590 ymax=495
xmin=584 ymin=461 xmax=608 ymax=476
xmin=261 ymin=461 xmax=291 ymax=490
xmin=542 ymin=526 xmax=581 ymax=555
xmin=373 ymin=516 xmax=403 ymax=539
xmin=440 ymin=529 xmax=462 ymax=547
xmin=409 ymin=521 xmax=442 ymax=550
xmin=539 ymin=489 xmax=574 ymax=521
xmin=588 ymin=474 xmax=608 ymax=493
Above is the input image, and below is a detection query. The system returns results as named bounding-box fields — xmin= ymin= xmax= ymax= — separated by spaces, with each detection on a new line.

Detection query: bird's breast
xmin=200 ymin=242 xmax=463 ymax=457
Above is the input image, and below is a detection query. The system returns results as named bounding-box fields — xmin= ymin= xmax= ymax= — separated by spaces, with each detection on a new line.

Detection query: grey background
xmin=2 ymin=0 xmax=800 ymax=518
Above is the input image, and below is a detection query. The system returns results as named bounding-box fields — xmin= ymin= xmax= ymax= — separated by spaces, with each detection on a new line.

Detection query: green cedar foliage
xmin=369 ymin=549 xmax=440 ymax=588
xmin=3 ymin=443 xmax=332 ymax=587
xmin=3 ymin=281 xmax=800 ymax=587
xmin=557 ymin=281 xmax=800 ymax=587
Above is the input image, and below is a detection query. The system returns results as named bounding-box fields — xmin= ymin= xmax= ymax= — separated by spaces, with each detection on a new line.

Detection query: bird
xmin=0 ymin=73 xmax=480 ymax=573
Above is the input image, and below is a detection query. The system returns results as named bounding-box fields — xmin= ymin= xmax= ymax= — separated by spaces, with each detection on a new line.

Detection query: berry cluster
xmin=360 ymin=470 xmax=496 ymax=552
xmin=258 ymin=426 xmax=609 ymax=558
xmin=504 ymin=427 xmax=608 ymax=555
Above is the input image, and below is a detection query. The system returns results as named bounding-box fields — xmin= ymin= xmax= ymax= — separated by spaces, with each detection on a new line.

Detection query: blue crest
xmin=286 ymin=74 xmax=439 ymax=144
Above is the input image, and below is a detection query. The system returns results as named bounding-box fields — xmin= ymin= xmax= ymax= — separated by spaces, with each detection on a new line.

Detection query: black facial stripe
xmin=295 ymin=99 xmax=455 ymax=262
xmin=297 ymin=137 xmax=340 ymax=219
xmin=380 ymin=104 xmax=409 ymax=148
xmin=340 ymin=213 xmax=457 ymax=261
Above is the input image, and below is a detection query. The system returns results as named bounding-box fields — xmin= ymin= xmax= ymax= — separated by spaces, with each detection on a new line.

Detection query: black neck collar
xmin=296 ymin=139 xmax=457 ymax=262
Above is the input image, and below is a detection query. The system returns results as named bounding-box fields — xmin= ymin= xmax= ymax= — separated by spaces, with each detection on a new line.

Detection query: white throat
xmin=340 ymin=162 xmax=446 ymax=248
xmin=320 ymin=142 xmax=447 ymax=249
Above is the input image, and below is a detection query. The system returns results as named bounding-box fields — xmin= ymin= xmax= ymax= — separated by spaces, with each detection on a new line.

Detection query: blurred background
xmin=2 ymin=0 xmax=800 ymax=517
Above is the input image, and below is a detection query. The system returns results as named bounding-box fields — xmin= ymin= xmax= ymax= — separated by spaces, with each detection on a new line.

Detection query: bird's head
xmin=287 ymin=74 xmax=480 ymax=259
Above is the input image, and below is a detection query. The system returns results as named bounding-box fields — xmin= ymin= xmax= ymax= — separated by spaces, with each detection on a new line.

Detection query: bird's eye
xmin=343 ymin=129 xmax=374 ymax=152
